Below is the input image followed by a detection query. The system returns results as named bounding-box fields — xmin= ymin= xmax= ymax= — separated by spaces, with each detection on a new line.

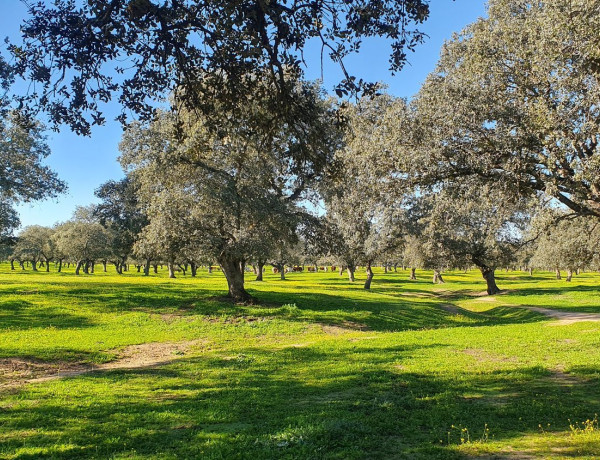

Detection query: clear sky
xmin=0 ymin=0 xmax=487 ymax=229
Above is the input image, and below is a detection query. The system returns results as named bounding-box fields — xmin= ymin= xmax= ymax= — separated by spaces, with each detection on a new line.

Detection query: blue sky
xmin=1 ymin=0 xmax=487 ymax=229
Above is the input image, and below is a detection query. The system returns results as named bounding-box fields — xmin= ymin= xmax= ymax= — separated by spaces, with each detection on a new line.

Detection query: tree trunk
xmin=576 ymin=268 xmax=581 ymax=275
xmin=45 ymin=258 xmax=50 ymax=272
xmin=136 ymin=265 xmax=141 ymax=272
xmin=433 ymin=269 xmax=445 ymax=284
xmin=90 ymin=261 xmax=95 ymax=273
xmin=480 ymin=266 xmax=500 ymax=295
xmin=384 ymin=265 xmax=388 ymax=274
xmin=10 ymin=259 xmax=14 ymax=270
xmin=144 ymin=259 xmax=151 ymax=276
xmin=153 ymin=264 xmax=158 ymax=274
xmin=31 ymin=259 xmax=37 ymax=271
xmin=528 ymin=267 xmax=533 ymax=276
xmin=219 ymin=256 xmax=252 ymax=303
xmin=364 ymin=261 xmax=374 ymax=290
xmin=57 ymin=259 xmax=62 ymax=273
xmin=555 ymin=268 xmax=561 ymax=280
xmin=566 ymin=269 xmax=573 ymax=282
xmin=393 ymin=263 xmax=398 ymax=272
xmin=83 ymin=260 xmax=90 ymax=274
xmin=339 ymin=265 xmax=345 ymax=276
xmin=347 ymin=266 xmax=355 ymax=282
xmin=255 ymin=262 xmax=264 ymax=281
xmin=190 ymin=262 xmax=197 ymax=277
xmin=19 ymin=260 xmax=24 ymax=270
xmin=409 ymin=267 xmax=417 ymax=280
xmin=167 ymin=261 xmax=176 ymax=279
xmin=102 ymin=260 xmax=107 ymax=272
xmin=75 ymin=261 xmax=82 ymax=275
xmin=208 ymin=265 xmax=213 ymax=274
xmin=114 ymin=262 xmax=122 ymax=274
xmin=278 ymin=264 xmax=285 ymax=280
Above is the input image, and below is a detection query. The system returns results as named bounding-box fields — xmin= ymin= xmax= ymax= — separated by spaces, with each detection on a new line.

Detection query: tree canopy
xmin=11 ymin=0 xmax=429 ymax=135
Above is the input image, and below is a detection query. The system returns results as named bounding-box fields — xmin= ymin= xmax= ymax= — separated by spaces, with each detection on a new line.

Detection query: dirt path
xmin=0 ymin=340 xmax=205 ymax=390
xmin=521 ymin=306 xmax=600 ymax=325
xmin=439 ymin=302 xmax=600 ymax=325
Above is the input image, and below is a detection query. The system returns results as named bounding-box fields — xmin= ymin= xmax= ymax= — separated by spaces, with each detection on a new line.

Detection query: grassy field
xmin=1 ymin=264 xmax=600 ymax=459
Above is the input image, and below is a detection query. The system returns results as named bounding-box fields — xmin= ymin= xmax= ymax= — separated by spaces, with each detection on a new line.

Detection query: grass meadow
xmin=1 ymin=264 xmax=600 ymax=459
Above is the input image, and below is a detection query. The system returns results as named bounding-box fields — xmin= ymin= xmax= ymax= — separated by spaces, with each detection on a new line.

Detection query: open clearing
xmin=2 ymin=265 xmax=600 ymax=459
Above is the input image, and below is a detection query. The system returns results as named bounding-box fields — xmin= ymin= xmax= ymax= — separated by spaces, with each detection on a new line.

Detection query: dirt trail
xmin=439 ymin=302 xmax=600 ymax=325
xmin=521 ymin=306 xmax=600 ymax=325
xmin=0 ymin=340 xmax=204 ymax=390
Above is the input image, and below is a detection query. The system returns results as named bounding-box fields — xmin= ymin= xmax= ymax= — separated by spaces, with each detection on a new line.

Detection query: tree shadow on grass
xmin=4 ymin=278 xmax=548 ymax=334
xmin=0 ymin=300 xmax=95 ymax=331
xmin=1 ymin=343 xmax=600 ymax=459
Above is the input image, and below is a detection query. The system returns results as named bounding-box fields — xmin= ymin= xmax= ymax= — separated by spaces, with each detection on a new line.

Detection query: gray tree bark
xmin=409 ymin=267 xmax=417 ymax=280
xmin=219 ymin=256 xmax=252 ymax=303
xmin=364 ymin=261 xmax=374 ymax=290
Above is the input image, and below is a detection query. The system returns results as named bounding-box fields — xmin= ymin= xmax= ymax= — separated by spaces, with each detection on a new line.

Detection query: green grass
xmin=1 ymin=264 xmax=600 ymax=458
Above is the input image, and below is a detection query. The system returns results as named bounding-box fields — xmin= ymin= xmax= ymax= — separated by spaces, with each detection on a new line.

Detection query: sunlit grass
xmin=1 ymin=264 xmax=600 ymax=458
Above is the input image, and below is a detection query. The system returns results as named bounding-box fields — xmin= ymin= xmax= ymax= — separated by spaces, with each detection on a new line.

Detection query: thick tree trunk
xmin=555 ymin=268 xmax=561 ymax=280
xmin=45 ymin=258 xmax=51 ymax=272
xmin=90 ymin=261 xmax=95 ymax=273
xmin=144 ymin=259 xmax=151 ymax=276
xmin=31 ymin=260 xmax=37 ymax=271
xmin=255 ymin=262 xmax=264 ymax=281
xmin=433 ymin=269 xmax=445 ymax=284
xmin=278 ymin=264 xmax=285 ymax=280
xmin=167 ymin=261 xmax=176 ymax=279
xmin=136 ymin=265 xmax=141 ymax=272
xmin=566 ymin=269 xmax=573 ymax=282
xmin=480 ymin=266 xmax=500 ymax=295
xmin=57 ymin=259 xmax=62 ymax=273
xmin=190 ymin=262 xmax=197 ymax=277
xmin=75 ymin=261 xmax=82 ymax=275
xmin=409 ymin=267 xmax=417 ymax=280
xmin=153 ymin=264 xmax=158 ymax=274
xmin=347 ymin=266 xmax=355 ymax=282
xmin=364 ymin=261 xmax=374 ymax=290
xmin=114 ymin=262 xmax=122 ymax=274
xmin=219 ymin=256 xmax=252 ymax=303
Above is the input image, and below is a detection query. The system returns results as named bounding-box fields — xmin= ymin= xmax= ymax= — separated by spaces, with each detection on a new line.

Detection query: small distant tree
xmin=13 ymin=225 xmax=55 ymax=271
xmin=94 ymin=178 xmax=149 ymax=274
xmin=53 ymin=221 xmax=111 ymax=275
xmin=532 ymin=215 xmax=600 ymax=281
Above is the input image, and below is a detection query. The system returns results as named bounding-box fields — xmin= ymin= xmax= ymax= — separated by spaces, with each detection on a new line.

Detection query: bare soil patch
xmin=0 ymin=340 xmax=205 ymax=390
